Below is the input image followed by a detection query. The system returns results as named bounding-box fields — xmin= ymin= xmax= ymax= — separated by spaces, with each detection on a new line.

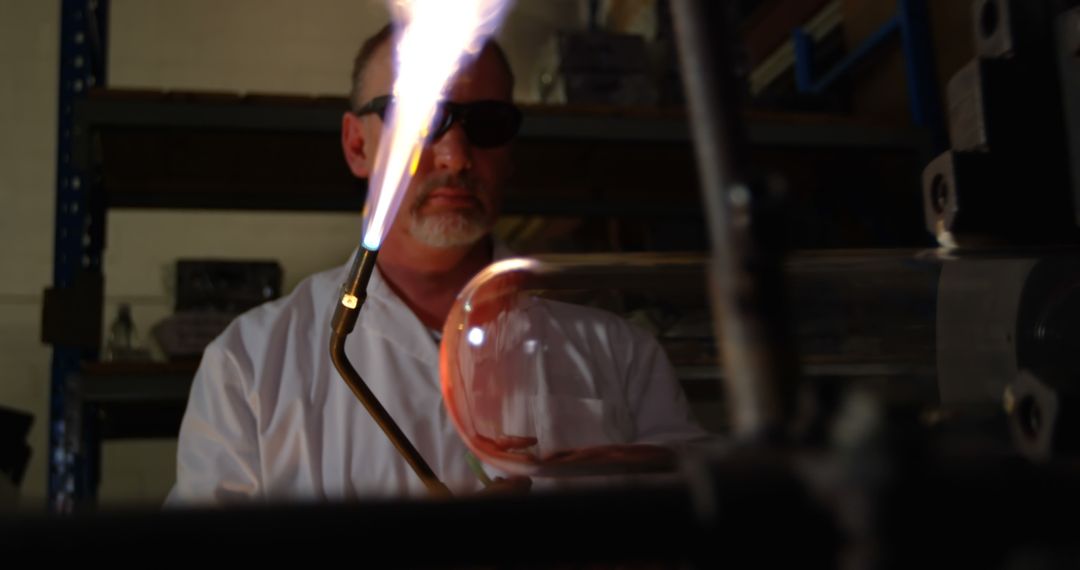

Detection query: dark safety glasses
xmin=354 ymin=95 xmax=523 ymax=148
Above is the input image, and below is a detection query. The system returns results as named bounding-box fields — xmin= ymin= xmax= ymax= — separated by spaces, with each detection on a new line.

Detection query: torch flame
xmin=361 ymin=0 xmax=514 ymax=251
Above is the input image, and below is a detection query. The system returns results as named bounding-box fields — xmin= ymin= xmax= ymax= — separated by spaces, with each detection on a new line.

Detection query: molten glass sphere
xmin=439 ymin=255 xmax=703 ymax=478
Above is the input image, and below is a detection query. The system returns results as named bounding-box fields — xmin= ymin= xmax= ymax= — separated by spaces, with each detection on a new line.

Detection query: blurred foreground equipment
xmin=922 ymin=0 xmax=1080 ymax=247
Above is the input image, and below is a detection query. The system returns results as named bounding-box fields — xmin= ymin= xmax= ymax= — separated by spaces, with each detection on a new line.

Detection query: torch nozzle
xmin=331 ymin=247 xmax=379 ymax=337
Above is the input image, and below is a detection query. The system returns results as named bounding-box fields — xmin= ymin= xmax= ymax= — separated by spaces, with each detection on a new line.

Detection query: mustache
xmin=412 ymin=172 xmax=482 ymax=211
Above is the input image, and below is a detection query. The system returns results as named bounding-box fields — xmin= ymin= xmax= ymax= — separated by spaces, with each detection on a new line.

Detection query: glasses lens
xmin=428 ymin=104 xmax=455 ymax=141
xmin=375 ymin=97 xmax=391 ymax=120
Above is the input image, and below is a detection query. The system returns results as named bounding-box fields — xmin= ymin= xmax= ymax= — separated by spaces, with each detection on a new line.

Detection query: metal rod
xmin=329 ymin=247 xmax=451 ymax=497
xmin=670 ymin=0 xmax=800 ymax=441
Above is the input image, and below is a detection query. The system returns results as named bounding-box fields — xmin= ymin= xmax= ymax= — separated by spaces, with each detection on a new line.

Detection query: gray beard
xmin=409 ymin=209 xmax=490 ymax=248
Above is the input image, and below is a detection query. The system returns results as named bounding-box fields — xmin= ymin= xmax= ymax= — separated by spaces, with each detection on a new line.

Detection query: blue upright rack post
xmin=49 ymin=0 xmax=109 ymax=512
xmin=896 ymin=0 xmax=947 ymax=150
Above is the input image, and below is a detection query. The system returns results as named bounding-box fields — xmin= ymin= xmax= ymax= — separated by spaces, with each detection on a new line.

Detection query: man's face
xmin=350 ymin=41 xmax=514 ymax=249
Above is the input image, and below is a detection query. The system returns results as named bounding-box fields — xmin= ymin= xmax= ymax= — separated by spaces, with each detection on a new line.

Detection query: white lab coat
xmin=167 ymin=248 xmax=706 ymax=505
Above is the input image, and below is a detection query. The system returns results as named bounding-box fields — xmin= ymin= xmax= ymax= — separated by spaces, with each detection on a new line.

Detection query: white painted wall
xmin=0 ymin=0 xmax=62 ymax=511
xmin=0 ymin=0 xmax=587 ymax=510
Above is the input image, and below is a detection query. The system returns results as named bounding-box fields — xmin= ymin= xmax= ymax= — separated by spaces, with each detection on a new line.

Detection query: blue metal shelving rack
xmin=48 ymin=0 xmax=109 ymax=512
xmin=792 ymin=0 xmax=948 ymax=151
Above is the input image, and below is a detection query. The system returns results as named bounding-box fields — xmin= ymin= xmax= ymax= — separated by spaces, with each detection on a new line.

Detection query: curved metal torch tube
xmin=329 ymin=247 xmax=452 ymax=498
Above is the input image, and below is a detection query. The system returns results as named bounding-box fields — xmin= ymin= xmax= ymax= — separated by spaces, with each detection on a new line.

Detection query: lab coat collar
xmin=360 ymin=237 xmax=515 ymax=310
xmin=339 ymin=237 xmax=516 ymax=374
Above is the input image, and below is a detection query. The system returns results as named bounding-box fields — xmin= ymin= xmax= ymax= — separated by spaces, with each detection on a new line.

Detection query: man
xmin=167 ymin=23 xmax=704 ymax=504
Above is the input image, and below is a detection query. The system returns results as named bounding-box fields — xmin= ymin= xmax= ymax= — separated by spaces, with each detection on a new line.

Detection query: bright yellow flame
xmin=361 ymin=0 xmax=514 ymax=251
xmin=408 ymin=145 xmax=422 ymax=176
